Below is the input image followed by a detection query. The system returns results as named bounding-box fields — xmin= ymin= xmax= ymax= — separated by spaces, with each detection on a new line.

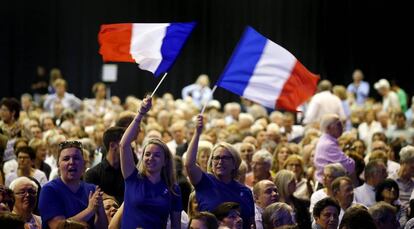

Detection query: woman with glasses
xmin=38 ymin=140 xmax=107 ymax=229
xmin=185 ymin=114 xmax=255 ymax=229
xmin=283 ymin=155 xmax=314 ymax=201
xmin=9 ymin=177 xmax=41 ymax=228
xmin=375 ymin=178 xmax=407 ymax=227
xmin=119 ymin=96 xmax=182 ymax=229
xmin=5 ymin=146 xmax=47 ymax=187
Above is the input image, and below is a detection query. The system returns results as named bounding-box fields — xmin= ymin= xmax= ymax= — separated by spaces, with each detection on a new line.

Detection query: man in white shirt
xmin=354 ymin=159 xmax=387 ymax=207
xmin=303 ymin=80 xmax=346 ymax=126
xmin=253 ymin=180 xmax=279 ymax=229
xmin=374 ymin=79 xmax=400 ymax=113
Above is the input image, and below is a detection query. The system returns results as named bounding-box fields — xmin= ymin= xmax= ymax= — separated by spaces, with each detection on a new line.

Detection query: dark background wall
xmin=1 ymin=0 xmax=413 ymax=105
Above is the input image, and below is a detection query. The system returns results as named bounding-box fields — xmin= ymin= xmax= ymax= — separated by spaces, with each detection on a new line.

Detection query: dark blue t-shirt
xmin=195 ymin=172 xmax=255 ymax=229
xmin=38 ymin=178 xmax=96 ymax=229
xmin=122 ymin=169 xmax=182 ymax=229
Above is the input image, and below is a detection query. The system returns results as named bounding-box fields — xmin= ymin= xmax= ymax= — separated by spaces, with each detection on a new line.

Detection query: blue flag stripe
xmin=217 ymin=27 xmax=267 ymax=96
xmin=154 ymin=22 xmax=197 ymax=77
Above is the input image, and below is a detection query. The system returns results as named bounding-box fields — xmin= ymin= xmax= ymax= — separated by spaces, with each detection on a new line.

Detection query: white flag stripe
xmin=130 ymin=23 xmax=169 ymax=73
xmin=242 ymin=40 xmax=297 ymax=109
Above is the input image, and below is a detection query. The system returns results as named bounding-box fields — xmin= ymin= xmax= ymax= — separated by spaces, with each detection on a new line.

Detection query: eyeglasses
xmin=212 ymin=155 xmax=233 ymax=162
xmin=59 ymin=140 xmax=83 ymax=152
xmin=14 ymin=188 xmax=37 ymax=197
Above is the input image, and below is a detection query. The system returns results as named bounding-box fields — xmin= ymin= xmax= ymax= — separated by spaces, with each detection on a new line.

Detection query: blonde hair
xmin=207 ymin=142 xmax=241 ymax=179
xmin=272 ymin=143 xmax=292 ymax=172
xmin=273 ymin=169 xmax=296 ymax=200
xmin=138 ymin=138 xmax=177 ymax=195
xmin=283 ymin=154 xmax=305 ymax=177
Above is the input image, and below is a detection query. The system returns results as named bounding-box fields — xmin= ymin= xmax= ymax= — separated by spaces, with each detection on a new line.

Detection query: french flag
xmin=217 ymin=26 xmax=319 ymax=111
xmin=98 ymin=22 xmax=196 ymax=77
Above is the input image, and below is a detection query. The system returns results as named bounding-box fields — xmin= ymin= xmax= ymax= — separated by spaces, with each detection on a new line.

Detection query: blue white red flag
xmin=99 ymin=22 xmax=196 ymax=77
xmin=217 ymin=26 xmax=319 ymax=111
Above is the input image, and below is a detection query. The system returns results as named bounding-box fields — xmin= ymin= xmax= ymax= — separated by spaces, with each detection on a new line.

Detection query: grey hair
xmin=320 ymin=114 xmax=340 ymax=133
xmin=9 ymin=177 xmax=38 ymax=192
xmin=399 ymin=145 xmax=414 ymax=164
xmin=324 ymin=163 xmax=347 ymax=178
xmin=262 ymin=202 xmax=296 ymax=229
xmin=252 ymin=149 xmax=273 ymax=167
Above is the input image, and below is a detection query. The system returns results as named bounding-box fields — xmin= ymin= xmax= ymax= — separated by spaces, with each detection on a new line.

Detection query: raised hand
xmin=88 ymin=186 xmax=104 ymax=212
xmin=138 ymin=96 xmax=152 ymax=115
xmin=195 ymin=114 xmax=204 ymax=135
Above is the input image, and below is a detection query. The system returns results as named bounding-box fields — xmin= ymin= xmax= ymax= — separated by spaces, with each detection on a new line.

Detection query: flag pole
xmin=150 ymin=72 xmax=168 ymax=98
xmin=200 ymin=85 xmax=218 ymax=114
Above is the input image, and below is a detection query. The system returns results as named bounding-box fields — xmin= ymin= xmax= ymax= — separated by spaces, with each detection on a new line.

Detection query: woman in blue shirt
xmin=119 ymin=96 xmax=182 ymax=229
xmin=184 ymin=114 xmax=255 ymax=229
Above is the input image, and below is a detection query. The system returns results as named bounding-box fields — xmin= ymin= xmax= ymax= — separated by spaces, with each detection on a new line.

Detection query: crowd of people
xmin=0 ymin=68 xmax=414 ymax=228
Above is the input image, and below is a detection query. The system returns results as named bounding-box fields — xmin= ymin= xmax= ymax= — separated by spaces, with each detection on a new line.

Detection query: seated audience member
xmin=310 ymin=163 xmax=346 ymax=215
xmin=9 ymin=177 xmax=41 ymax=228
xmin=245 ymin=150 xmax=274 ymax=188
xmin=193 ymin=140 xmax=213 ymax=173
xmin=354 ymin=159 xmax=387 ymax=207
xmin=262 ymin=202 xmax=298 ymax=229
xmin=211 ymin=202 xmax=243 ymax=229
xmin=29 ymin=139 xmax=52 ymax=179
xmin=5 ymin=146 xmax=47 ymax=187
xmin=272 ymin=143 xmax=293 ymax=173
xmin=369 ymin=202 xmax=400 ymax=229
xmin=188 ymin=211 xmax=219 ymax=229
xmin=39 ymin=140 xmax=107 ymax=228
xmin=375 ymin=179 xmax=407 ymax=227
xmin=312 ymin=197 xmax=340 ymax=229
xmin=338 ymin=205 xmax=376 ymax=229
xmin=43 ymin=79 xmax=82 ymax=113
xmin=274 ymin=170 xmax=311 ymax=229
xmin=239 ymin=142 xmax=255 ymax=173
xmin=253 ymin=180 xmax=279 ymax=229
xmin=313 ymin=114 xmax=355 ymax=186
xmin=389 ymin=145 xmax=414 ymax=206
xmin=185 ymin=114 xmax=255 ymax=228
xmin=331 ymin=176 xmax=355 ymax=223
xmin=102 ymin=195 xmax=119 ymax=225
xmin=0 ymin=185 xmax=14 ymax=212
xmin=283 ymin=154 xmax=313 ymax=200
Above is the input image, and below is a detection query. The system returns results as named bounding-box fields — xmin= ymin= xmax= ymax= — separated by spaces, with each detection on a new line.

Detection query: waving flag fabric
xmin=217 ymin=26 xmax=319 ymax=111
xmin=98 ymin=22 xmax=196 ymax=77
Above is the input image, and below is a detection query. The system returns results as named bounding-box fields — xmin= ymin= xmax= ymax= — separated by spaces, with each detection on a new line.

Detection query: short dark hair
xmin=103 ymin=126 xmax=125 ymax=151
xmin=15 ymin=146 xmax=36 ymax=161
xmin=0 ymin=98 xmax=20 ymax=120
xmin=331 ymin=176 xmax=352 ymax=196
xmin=211 ymin=202 xmax=240 ymax=221
xmin=189 ymin=212 xmax=219 ymax=229
xmin=313 ymin=197 xmax=340 ymax=218
xmin=375 ymin=179 xmax=399 ymax=202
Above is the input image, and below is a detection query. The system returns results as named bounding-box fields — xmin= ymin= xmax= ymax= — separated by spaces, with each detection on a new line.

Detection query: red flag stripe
xmin=275 ymin=61 xmax=320 ymax=111
xmin=98 ymin=23 xmax=135 ymax=63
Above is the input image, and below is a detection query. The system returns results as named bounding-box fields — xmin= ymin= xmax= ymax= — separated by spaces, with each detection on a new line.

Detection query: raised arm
xmin=184 ymin=114 xmax=204 ymax=185
xmin=119 ymin=96 xmax=152 ymax=179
